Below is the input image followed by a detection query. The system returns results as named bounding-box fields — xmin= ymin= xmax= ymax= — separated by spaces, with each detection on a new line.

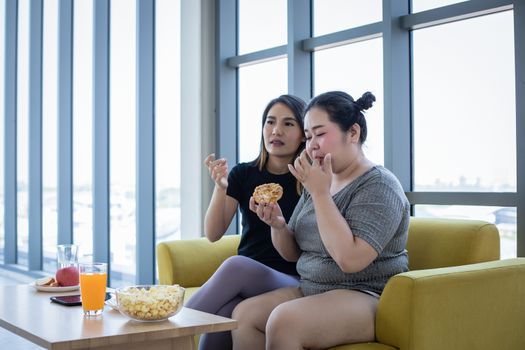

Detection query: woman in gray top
xmin=231 ymin=90 xmax=410 ymax=350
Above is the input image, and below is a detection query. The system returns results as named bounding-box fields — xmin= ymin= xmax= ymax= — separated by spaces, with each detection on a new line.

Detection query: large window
xmin=238 ymin=59 xmax=288 ymax=163
xmin=412 ymin=11 xmax=517 ymax=257
xmin=219 ymin=1 xmax=522 ymax=259
xmin=1 ymin=1 xmax=182 ymax=285
xmin=314 ymin=39 xmax=384 ymax=165
xmin=1 ymin=0 xmax=523 ymax=280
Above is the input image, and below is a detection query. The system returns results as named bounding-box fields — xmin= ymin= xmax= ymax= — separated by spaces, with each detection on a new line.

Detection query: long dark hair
xmin=305 ymin=91 xmax=375 ymax=144
xmin=253 ymin=94 xmax=306 ymax=195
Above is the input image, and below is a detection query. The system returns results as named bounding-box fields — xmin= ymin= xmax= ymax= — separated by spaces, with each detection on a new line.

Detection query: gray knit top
xmin=288 ymin=165 xmax=410 ymax=296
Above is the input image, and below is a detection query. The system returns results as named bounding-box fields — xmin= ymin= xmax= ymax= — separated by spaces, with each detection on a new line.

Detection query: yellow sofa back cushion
xmin=406 ymin=218 xmax=500 ymax=270
xmin=157 ymin=234 xmax=240 ymax=287
xmin=157 ymin=217 xmax=500 ymax=289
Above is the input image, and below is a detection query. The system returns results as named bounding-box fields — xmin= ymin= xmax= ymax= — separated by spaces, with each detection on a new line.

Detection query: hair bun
xmin=355 ymin=92 xmax=376 ymax=111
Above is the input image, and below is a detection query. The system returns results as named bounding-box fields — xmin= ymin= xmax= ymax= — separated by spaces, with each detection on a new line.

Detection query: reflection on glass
xmin=414 ymin=205 xmax=517 ymax=259
xmin=73 ymin=0 xmax=94 ymax=261
xmin=313 ymin=0 xmax=381 ymax=36
xmin=42 ymin=0 xmax=58 ymax=274
xmin=0 ymin=0 xmax=5 ymax=262
xmin=17 ymin=0 xmax=30 ymax=267
xmin=238 ymin=58 xmax=287 ymax=163
xmin=156 ymin=0 xmax=181 ymax=248
xmin=110 ymin=0 xmax=137 ymax=288
xmin=238 ymin=0 xmax=287 ymax=54
xmin=413 ymin=12 xmax=515 ymax=192
xmin=412 ymin=0 xmax=467 ymax=13
xmin=314 ymin=39 xmax=384 ymax=165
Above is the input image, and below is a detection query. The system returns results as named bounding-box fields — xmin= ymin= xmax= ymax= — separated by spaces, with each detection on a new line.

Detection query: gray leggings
xmin=184 ymin=255 xmax=300 ymax=350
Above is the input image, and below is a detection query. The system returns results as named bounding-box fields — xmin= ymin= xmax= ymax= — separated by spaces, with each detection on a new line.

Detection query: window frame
xmin=215 ymin=0 xmax=524 ymax=256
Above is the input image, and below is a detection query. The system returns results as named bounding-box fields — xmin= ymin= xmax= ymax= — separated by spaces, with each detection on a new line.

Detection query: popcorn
xmin=116 ymin=285 xmax=185 ymax=321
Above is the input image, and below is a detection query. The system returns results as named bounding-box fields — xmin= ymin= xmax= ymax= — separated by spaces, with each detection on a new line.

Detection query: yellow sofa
xmin=156 ymin=217 xmax=525 ymax=350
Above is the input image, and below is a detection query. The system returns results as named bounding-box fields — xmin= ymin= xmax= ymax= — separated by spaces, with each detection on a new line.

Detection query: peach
xmin=55 ymin=266 xmax=79 ymax=286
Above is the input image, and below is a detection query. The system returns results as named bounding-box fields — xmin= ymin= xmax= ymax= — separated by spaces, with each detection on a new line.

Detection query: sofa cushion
xmin=328 ymin=343 xmax=396 ymax=350
xmin=157 ymin=235 xmax=240 ymax=287
xmin=407 ymin=218 xmax=500 ymax=270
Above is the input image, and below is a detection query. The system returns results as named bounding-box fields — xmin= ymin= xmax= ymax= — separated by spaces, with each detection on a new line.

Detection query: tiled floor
xmin=0 ymin=269 xmax=45 ymax=349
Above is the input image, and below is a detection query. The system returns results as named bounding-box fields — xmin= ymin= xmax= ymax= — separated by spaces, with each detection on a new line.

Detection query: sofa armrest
xmin=375 ymin=258 xmax=525 ymax=350
xmin=156 ymin=235 xmax=240 ymax=287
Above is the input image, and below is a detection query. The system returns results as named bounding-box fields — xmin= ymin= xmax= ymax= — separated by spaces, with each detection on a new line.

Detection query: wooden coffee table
xmin=0 ymin=284 xmax=237 ymax=350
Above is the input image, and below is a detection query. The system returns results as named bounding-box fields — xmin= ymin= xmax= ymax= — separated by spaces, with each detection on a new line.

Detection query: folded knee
xmin=231 ymin=296 xmax=255 ymax=324
xmin=219 ymin=255 xmax=251 ymax=273
xmin=266 ymin=303 xmax=295 ymax=341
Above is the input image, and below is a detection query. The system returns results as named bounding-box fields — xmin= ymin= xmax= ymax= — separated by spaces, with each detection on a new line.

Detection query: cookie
xmin=253 ymin=183 xmax=283 ymax=204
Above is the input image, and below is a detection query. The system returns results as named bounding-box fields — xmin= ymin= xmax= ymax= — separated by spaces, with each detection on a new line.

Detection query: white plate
xmin=31 ymin=281 xmax=79 ymax=292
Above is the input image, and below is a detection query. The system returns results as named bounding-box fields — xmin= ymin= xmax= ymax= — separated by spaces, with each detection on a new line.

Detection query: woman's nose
xmin=308 ymin=138 xmax=319 ymax=149
xmin=272 ymin=125 xmax=282 ymax=135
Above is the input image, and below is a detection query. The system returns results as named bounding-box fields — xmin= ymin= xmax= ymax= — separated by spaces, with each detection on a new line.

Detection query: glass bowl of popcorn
xmin=115 ymin=285 xmax=185 ymax=322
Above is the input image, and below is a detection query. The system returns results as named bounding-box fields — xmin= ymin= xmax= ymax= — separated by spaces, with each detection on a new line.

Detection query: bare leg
xmin=266 ymin=289 xmax=378 ymax=350
xmin=231 ymin=287 xmax=302 ymax=350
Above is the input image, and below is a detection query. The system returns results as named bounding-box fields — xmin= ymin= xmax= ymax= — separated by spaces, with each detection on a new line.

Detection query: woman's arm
xmin=310 ymin=192 xmax=377 ymax=273
xmin=204 ymin=186 xmax=238 ymax=242
xmin=270 ymin=224 xmax=301 ymax=262
xmin=203 ymin=153 xmax=238 ymax=242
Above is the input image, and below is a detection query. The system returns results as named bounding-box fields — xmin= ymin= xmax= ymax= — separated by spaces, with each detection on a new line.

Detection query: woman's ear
xmin=348 ymin=123 xmax=361 ymax=144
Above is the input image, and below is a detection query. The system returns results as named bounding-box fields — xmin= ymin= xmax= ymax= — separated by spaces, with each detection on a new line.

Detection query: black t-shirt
xmin=227 ymin=161 xmax=299 ymax=276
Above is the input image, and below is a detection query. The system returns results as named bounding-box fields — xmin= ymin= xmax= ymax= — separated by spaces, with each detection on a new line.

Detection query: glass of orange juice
xmin=79 ymin=262 xmax=107 ymax=316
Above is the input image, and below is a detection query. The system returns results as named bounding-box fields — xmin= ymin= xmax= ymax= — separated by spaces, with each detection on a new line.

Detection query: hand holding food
xmin=250 ymin=183 xmax=286 ymax=229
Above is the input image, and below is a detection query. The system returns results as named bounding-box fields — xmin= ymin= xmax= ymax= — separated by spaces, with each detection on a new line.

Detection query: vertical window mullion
xmin=382 ymin=0 xmax=411 ymax=191
xmin=57 ymin=0 xmax=73 ymax=245
xmin=215 ymin=0 xmax=237 ymax=235
xmin=287 ymin=0 xmax=311 ymax=101
xmin=136 ymin=0 xmax=155 ymax=284
xmin=514 ymin=0 xmax=525 ymax=257
xmin=93 ymin=0 xmax=110 ymax=272
xmin=28 ymin=0 xmax=43 ymax=271
xmin=3 ymin=0 xmax=18 ymax=264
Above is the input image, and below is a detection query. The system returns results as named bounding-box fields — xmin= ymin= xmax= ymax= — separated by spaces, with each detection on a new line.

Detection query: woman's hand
xmin=204 ymin=153 xmax=228 ymax=189
xmin=249 ymin=197 xmax=287 ymax=229
xmin=288 ymin=150 xmax=332 ymax=198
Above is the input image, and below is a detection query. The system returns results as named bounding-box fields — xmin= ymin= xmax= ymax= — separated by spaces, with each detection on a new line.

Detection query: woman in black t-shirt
xmin=185 ymin=94 xmax=306 ymax=350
